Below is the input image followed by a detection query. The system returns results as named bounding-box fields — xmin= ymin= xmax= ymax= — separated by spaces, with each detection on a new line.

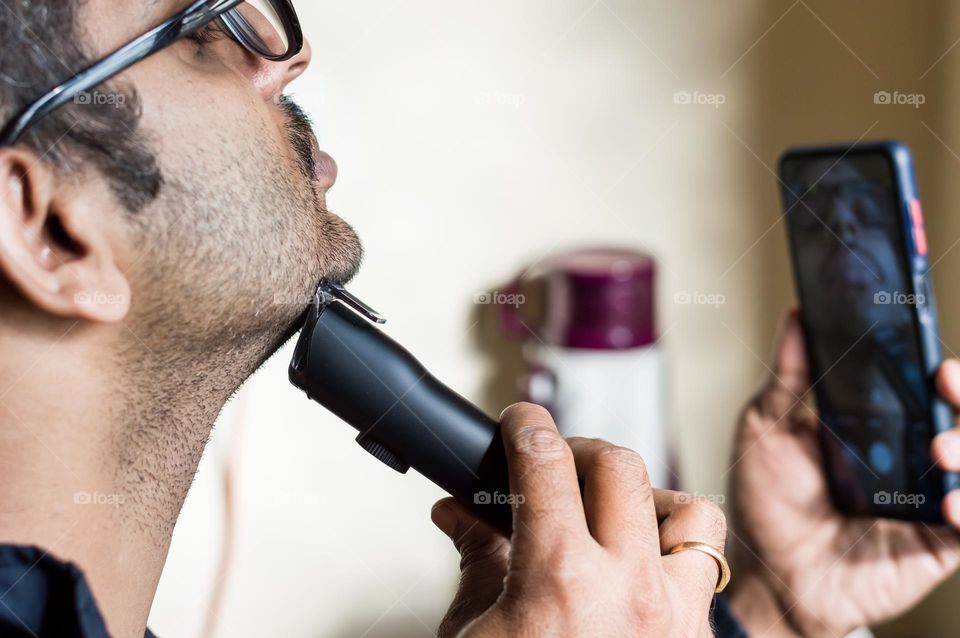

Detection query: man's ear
xmin=0 ymin=148 xmax=131 ymax=323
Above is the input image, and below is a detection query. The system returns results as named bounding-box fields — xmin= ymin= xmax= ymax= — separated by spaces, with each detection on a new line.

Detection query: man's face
xmin=85 ymin=0 xmax=362 ymax=364
xmin=790 ymin=159 xmax=907 ymax=337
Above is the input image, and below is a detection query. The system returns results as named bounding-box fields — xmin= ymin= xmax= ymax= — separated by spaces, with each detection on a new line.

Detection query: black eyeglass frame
xmin=0 ymin=0 xmax=303 ymax=147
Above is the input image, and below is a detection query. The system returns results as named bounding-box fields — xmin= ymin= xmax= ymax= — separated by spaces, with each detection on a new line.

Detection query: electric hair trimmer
xmin=289 ymin=281 xmax=514 ymax=534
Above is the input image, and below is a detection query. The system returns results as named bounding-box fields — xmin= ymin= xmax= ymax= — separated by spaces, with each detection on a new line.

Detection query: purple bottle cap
xmin=500 ymin=248 xmax=656 ymax=350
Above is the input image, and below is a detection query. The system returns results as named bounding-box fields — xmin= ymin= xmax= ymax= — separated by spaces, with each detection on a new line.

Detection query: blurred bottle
xmin=500 ymin=247 xmax=673 ymax=488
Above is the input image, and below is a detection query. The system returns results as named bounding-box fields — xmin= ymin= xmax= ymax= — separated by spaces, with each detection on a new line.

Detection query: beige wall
xmin=148 ymin=2 xmax=960 ymax=636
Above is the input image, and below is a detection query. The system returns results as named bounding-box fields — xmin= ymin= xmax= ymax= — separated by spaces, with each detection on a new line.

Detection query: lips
xmin=821 ymin=249 xmax=881 ymax=289
xmin=309 ymin=137 xmax=338 ymax=191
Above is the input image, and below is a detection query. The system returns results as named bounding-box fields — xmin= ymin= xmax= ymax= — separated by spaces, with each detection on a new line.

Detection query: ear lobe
xmin=52 ymin=236 xmax=132 ymax=324
xmin=0 ymin=148 xmax=131 ymax=323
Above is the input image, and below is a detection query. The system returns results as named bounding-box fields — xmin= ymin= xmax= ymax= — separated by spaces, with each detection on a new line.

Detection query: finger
xmin=499 ymin=403 xmax=588 ymax=557
xmin=432 ymin=498 xmax=511 ymax=638
xmin=761 ymin=309 xmax=812 ymax=420
xmin=656 ymin=491 xmax=728 ymax=602
xmin=653 ymin=491 xmax=727 ymax=548
xmin=936 ymin=359 xmax=960 ymax=407
xmin=566 ymin=438 xmax=660 ymax=564
xmin=931 ymin=360 xmax=960 ymax=472
xmin=932 ymin=430 xmax=960 ymax=472
xmin=944 ymin=491 xmax=960 ymax=530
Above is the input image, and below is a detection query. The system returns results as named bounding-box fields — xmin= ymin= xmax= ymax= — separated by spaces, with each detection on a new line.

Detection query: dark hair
xmin=0 ymin=1 xmax=162 ymax=211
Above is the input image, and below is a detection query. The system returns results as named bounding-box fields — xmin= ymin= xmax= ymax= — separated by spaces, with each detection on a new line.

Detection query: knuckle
xmin=594 ymin=446 xmax=653 ymax=503
xmin=542 ymin=543 xmax=590 ymax=593
xmin=594 ymin=445 xmax=650 ymax=480
xmin=631 ymin=585 xmax=656 ymax=615
xmin=511 ymin=424 xmax=570 ymax=462
xmin=455 ymin=530 xmax=510 ymax=571
xmin=630 ymin=575 xmax=670 ymax=624
xmin=686 ymin=501 xmax=728 ymax=544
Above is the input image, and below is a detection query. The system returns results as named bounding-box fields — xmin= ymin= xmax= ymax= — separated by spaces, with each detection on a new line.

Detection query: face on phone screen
xmin=781 ymin=153 xmax=931 ymax=512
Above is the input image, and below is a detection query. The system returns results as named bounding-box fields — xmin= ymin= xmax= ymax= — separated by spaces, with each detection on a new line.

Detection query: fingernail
xmin=431 ymin=503 xmax=458 ymax=538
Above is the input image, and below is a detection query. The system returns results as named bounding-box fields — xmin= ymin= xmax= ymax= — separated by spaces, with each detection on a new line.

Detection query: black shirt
xmin=0 ymin=545 xmax=155 ymax=638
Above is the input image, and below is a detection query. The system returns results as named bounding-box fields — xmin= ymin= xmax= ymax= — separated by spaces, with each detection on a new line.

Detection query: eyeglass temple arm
xmin=0 ymin=0 xmax=243 ymax=147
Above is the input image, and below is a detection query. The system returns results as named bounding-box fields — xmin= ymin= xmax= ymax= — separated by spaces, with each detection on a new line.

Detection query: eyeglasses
xmin=0 ymin=0 xmax=303 ymax=147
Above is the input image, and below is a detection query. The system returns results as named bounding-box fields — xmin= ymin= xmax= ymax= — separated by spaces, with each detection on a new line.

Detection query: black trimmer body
xmin=289 ymin=283 xmax=513 ymax=534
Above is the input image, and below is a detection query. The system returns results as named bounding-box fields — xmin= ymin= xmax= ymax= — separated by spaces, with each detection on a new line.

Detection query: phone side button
xmin=915 ymin=226 xmax=928 ymax=256
xmin=911 ymin=199 xmax=928 ymax=256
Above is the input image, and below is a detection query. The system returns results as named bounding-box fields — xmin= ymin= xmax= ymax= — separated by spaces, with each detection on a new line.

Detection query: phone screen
xmin=781 ymin=151 xmax=937 ymax=515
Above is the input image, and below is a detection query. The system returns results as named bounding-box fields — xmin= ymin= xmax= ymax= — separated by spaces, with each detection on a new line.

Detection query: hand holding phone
xmin=726 ymin=312 xmax=960 ymax=637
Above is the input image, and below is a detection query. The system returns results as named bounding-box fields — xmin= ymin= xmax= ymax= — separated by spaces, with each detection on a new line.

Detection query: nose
xmin=252 ymin=38 xmax=313 ymax=100
xmin=827 ymin=198 xmax=860 ymax=244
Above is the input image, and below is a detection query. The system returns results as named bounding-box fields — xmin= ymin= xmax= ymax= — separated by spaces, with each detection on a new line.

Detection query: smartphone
xmin=779 ymin=140 xmax=958 ymax=523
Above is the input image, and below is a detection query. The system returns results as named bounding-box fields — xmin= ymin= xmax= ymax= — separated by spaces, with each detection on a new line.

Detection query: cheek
xmin=865 ymin=236 xmax=903 ymax=279
xmin=154 ymin=122 xmax=313 ymax=298
xmin=125 ymin=58 xmax=330 ymax=333
xmin=134 ymin=46 xmax=269 ymax=147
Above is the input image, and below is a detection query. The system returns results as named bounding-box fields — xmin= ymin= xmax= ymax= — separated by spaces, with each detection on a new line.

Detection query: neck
xmin=0 ymin=317 xmax=273 ymax=638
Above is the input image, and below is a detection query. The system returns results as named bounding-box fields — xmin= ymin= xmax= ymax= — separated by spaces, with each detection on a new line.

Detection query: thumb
xmin=432 ymin=498 xmax=511 ymax=638
xmin=762 ymin=309 xmax=812 ymax=419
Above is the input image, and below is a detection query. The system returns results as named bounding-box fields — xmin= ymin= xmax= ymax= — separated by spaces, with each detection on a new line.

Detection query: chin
xmin=318 ymin=222 xmax=364 ymax=286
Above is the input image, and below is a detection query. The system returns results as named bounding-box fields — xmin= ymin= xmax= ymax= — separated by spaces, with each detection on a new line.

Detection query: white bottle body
xmin=524 ymin=343 xmax=671 ymax=488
